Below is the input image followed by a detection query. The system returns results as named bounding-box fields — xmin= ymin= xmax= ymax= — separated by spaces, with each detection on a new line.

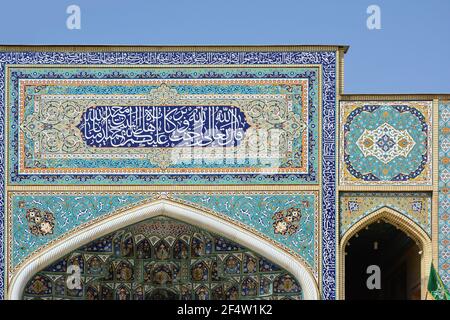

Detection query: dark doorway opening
xmin=345 ymin=220 xmax=421 ymax=300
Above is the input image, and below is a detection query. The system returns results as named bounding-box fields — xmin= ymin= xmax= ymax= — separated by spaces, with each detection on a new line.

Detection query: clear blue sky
xmin=0 ymin=0 xmax=449 ymax=94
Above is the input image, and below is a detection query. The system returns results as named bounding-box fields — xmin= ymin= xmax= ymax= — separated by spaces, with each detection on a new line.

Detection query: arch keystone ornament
xmin=7 ymin=199 xmax=319 ymax=300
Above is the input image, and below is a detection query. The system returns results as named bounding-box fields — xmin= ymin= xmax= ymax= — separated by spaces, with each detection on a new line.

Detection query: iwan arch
xmin=0 ymin=45 xmax=448 ymax=300
xmin=9 ymin=198 xmax=319 ymax=300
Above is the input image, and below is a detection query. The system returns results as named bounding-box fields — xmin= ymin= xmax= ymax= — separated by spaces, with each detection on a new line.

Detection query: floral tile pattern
xmin=340 ymin=101 xmax=432 ymax=186
xmin=7 ymin=191 xmax=319 ymax=283
xmin=439 ymin=101 xmax=450 ymax=287
xmin=339 ymin=192 xmax=432 ymax=237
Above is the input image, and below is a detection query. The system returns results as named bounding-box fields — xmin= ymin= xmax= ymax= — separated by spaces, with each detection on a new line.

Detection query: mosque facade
xmin=0 ymin=45 xmax=448 ymax=300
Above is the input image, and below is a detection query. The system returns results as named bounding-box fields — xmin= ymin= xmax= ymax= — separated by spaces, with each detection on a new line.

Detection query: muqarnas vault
xmin=0 ymin=45 xmax=448 ymax=300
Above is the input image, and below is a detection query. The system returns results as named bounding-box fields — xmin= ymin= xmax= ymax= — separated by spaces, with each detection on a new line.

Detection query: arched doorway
xmin=340 ymin=208 xmax=431 ymax=300
xmin=8 ymin=199 xmax=319 ymax=300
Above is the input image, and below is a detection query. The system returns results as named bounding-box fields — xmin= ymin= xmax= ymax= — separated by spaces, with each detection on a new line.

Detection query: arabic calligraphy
xmin=77 ymin=105 xmax=251 ymax=148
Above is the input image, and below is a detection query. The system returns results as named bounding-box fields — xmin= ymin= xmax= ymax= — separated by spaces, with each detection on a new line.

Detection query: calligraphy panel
xmin=7 ymin=66 xmax=320 ymax=185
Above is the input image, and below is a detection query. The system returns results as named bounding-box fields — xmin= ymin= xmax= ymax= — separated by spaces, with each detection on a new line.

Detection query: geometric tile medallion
xmin=340 ymin=101 xmax=433 ymax=185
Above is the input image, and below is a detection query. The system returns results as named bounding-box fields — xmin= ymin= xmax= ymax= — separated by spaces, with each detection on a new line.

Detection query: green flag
xmin=428 ymin=264 xmax=450 ymax=300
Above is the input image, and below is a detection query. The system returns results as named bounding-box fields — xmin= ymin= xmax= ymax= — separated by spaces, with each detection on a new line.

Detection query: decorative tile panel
xmin=438 ymin=100 xmax=450 ymax=287
xmin=339 ymin=101 xmax=432 ymax=186
xmin=339 ymin=192 xmax=432 ymax=237
xmin=8 ymin=67 xmax=318 ymax=185
xmin=6 ymin=191 xmax=319 ymax=286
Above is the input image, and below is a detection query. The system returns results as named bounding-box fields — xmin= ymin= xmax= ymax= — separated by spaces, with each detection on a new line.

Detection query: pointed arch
xmin=8 ymin=199 xmax=319 ymax=300
xmin=338 ymin=207 xmax=432 ymax=300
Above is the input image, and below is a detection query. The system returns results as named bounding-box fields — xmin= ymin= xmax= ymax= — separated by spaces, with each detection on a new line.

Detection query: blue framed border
xmin=0 ymin=50 xmax=337 ymax=299
xmin=7 ymin=66 xmax=319 ymax=185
